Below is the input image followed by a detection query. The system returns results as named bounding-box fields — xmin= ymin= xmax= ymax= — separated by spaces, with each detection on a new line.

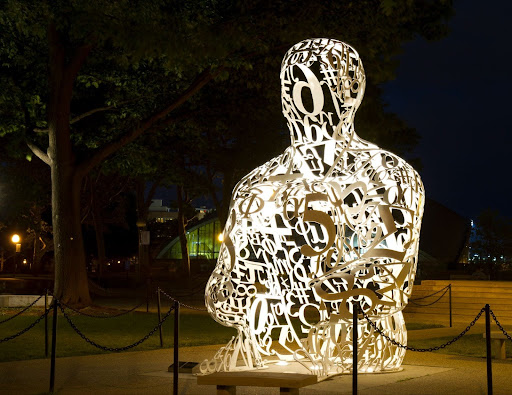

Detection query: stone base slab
xmin=0 ymin=294 xmax=52 ymax=307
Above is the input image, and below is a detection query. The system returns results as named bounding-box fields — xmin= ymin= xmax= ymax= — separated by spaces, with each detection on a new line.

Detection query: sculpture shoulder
xmin=380 ymin=149 xmax=424 ymax=192
xmin=231 ymin=149 xmax=293 ymax=197
xmin=380 ymin=150 xmax=423 ymax=186
xmin=342 ymin=145 xmax=424 ymax=198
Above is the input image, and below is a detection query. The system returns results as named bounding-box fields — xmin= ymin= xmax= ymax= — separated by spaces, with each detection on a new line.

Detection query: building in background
xmin=416 ymin=198 xmax=471 ymax=280
xmin=147 ymin=199 xmax=177 ymax=223
xmin=153 ymin=198 xmax=472 ymax=280
xmin=156 ymin=217 xmax=222 ymax=261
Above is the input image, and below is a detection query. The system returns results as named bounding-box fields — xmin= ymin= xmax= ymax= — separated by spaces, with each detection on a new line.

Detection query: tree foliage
xmin=471 ymin=209 xmax=512 ymax=278
xmin=0 ymin=0 xmax=454 ymax=304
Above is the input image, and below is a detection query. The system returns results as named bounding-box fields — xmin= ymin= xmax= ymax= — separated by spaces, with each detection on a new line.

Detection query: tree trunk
xmin=177 ymin=185 xmax=191 ymax=277
xmin=36 ymin=22 xmax=212 ymax=306
xmin=50 ymin=161 xmax=91 ymax=305
xmin=31 ymin=232 xmax=43 ymax=274
xmin=33 ymin=236 xmax=52 ymax=274
xmin=32 ymin=235 xmax=38 ymax=273
xmin=206 ymin=165 xmax=225 ymax=226
xmin=48 ymin=24 xmax=91 ymax=306
xmin=219 ymin=168 xmax=235 ymax=226
xmin=135 ymin=179 xmax=153 ymax=276
xmin=91 ymin=180 xmax=106 ymax=280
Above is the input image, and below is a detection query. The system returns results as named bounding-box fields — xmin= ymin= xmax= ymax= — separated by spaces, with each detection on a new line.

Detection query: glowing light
xmin=275 ymin=361 xmax=289 ymax=366
xmin=11 ymin=234 xmax=20 ymax=244
xmin=217 ymin=233 xmax=224 ymax=242
xmin=202 ymin=38 xmax=424 ymax=377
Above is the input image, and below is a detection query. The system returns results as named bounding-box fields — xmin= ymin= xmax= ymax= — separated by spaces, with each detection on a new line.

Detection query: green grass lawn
xmin=408 ymin=334 xmax=490 ymax=358
xmin=1 ymin=306 xmax=474 ymax=363
xmin=0 ymin=307 xmax=236 ymax=362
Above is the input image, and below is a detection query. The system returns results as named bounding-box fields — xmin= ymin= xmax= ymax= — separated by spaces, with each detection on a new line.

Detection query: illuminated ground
xmin=1 ymin=325 xmax=511 ymax=395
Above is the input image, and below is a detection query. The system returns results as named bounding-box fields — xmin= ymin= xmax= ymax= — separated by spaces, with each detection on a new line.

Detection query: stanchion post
xmin=49 ymin=299 xmax=58 ymax=393
xmin=352 ymin=302 xmax=358 ymax=395
xmin=449 ymin=284 xmax=452 ymax=328
xmin=485 ymin=304 xmax=493 ymax=395
xmin=157 ymin=288 xmax=163 ymax=347
xmin=146 ymin=279 xmax=150 ymax=313
xmin=173 ymin=300 xmax=179 ymax=395
xmin=45 ymin=289 xmax=49 ymax=358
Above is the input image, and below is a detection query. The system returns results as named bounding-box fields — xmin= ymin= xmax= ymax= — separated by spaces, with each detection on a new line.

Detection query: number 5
xmin=300 ymin=193 xmax=336 ymax=257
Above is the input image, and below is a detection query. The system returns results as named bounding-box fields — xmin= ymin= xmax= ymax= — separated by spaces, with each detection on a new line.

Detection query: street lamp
xmin=11 ymin=234 xmax=21 ymax=276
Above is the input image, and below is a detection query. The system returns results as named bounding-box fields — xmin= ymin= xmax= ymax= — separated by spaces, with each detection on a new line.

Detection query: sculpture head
xmin=280 ymin=38 xmax=366 ymax=146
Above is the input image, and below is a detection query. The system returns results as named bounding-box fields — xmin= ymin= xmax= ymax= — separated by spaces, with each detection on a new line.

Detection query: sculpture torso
xmin=204 ymin=38 xmax=424 ymax=376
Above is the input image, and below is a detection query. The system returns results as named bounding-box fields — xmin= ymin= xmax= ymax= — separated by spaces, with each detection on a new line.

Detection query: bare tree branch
xmin=26 ymin=141 xmax=51 ymax=166
xmin=69 ymin=95 xmax=165 ymax=125
xmin=70 ymin=105 xmax=116 ymax=124
xmin=33 ymin=127 xmax=48 ymax=133
xmin=76 ymin=66 xmax=223 ymax=178
xmin=35 ymin=103 xmax=123 ymax=133
xmin=34 ymin=94 xmax=171 ymax=133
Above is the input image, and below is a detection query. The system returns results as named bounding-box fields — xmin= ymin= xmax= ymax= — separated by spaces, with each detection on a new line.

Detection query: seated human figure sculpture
xmin=202 ymin=38 xmax=424 ymax=377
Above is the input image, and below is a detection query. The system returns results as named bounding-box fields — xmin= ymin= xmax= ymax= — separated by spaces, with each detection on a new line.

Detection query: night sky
xmin=383 ymin=0 xmax=512 ymax=221
xmin=160 ymin=1 xmax=512 ymax=222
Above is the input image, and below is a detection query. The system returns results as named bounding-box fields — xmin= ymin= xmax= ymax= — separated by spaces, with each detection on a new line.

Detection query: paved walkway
xmin=1 ymin=325 xmax=512 ymax=395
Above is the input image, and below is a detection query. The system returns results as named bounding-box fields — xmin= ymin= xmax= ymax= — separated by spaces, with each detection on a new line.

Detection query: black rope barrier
xmin=58 ymin=300 xmax=145 ymax=318
xmin=409 ymin=284 xmax=450 ymax=302
xmin=159 ymin=288 xmax=208 ymax=312
xmin=58 ymin=302 xmax=175 ymax=352
xmin=485 ymin=304 xmax=493 ymax=395
xmin=358 ymin=304 xmax=497 ymax=394
xmin=4 ymin=289 xmax=508 ymax=395
xmin=0 ymin=293 xmax=46 ymax=324
xmin=176 ymin=279 xmax=209 ymax=298
xmin=409 ymin=286 xmax=450 ymax=307
xmin=173 ymin=300 xmax=179 ymax=395
xmin=408 ymin=284 xmax=453 ymax=327
xmin=489 ymin=309 xmax=512 ymax=342
xmin=0 ymin=303 xmax=52 ymax=343
xmin=360 ymin=306 xmax=485 ymax=351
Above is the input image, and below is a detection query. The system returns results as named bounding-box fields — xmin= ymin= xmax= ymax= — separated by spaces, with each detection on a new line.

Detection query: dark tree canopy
xmin=0 ymin=0 xmax=454 ymax=305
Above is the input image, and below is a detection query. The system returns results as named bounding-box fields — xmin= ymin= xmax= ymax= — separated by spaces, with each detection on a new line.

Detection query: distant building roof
xmin=419 ymin=198 xmax=471 ymax=267
xmin=149 ymin=199 xmax=170 ymax=212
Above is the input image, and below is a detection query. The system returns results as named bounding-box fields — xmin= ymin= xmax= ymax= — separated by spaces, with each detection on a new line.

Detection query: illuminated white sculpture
xmin=203 ymin=38 xmax=424 ymax=377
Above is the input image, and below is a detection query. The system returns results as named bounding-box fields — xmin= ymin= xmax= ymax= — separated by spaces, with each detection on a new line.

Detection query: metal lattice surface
xmin=202 ymin=38 xmax=425 ymax=377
